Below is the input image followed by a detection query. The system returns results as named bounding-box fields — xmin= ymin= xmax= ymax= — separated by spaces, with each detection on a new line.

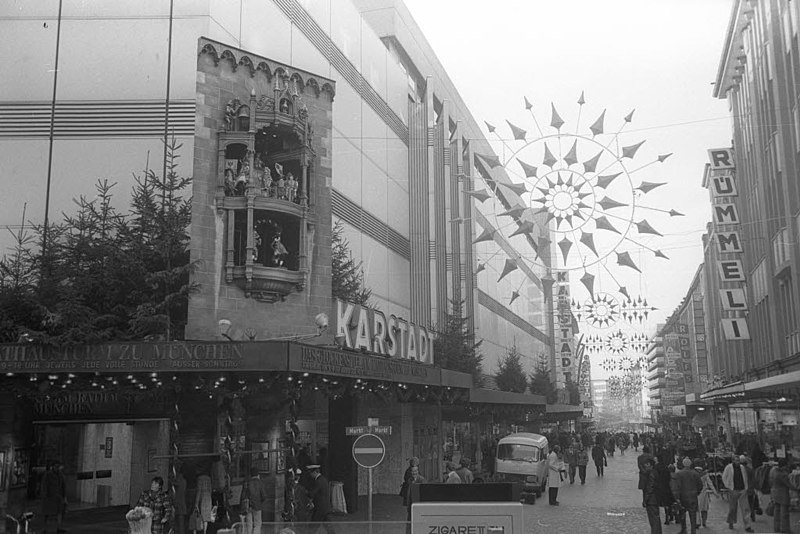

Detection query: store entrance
xmin=36 ymin=419 xmax=169 ymax=510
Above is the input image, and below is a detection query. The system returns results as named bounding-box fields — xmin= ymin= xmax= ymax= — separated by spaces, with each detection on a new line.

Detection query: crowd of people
xmin=637 ymin=432 xmax=800 ymax=534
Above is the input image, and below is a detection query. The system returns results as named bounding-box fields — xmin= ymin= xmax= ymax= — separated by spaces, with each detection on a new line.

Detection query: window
xmin=496 ymin=444 xmax=541 ymax=462
xmin=773 ymin=227 xmax=790 ymax=268
xmin=752 ymin=258 xmax=769 ymax=303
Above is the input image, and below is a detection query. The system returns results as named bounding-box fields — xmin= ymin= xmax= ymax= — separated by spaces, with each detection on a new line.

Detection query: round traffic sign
xmin=352 ymin=433 xmax=385 ymax=469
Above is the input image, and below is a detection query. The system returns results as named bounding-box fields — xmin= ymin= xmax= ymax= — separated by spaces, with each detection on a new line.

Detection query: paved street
xmin=525 ymin=450 xmax=797 ymax=534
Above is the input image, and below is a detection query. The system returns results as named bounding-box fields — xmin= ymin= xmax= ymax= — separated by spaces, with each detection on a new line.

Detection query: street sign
xmin=352 ymin=433 xmax=385 ymax=469
xmin=345 ymin=425 xmax=392 ymax=436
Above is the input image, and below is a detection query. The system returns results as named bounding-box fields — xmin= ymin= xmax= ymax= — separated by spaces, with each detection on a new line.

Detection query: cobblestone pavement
xmin=524 ymin=450 xmax=799 ymax=533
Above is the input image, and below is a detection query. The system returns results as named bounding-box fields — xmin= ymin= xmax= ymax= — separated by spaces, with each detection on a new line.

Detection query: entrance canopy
xmin=0 ymin=340 xmax=466 ymax=388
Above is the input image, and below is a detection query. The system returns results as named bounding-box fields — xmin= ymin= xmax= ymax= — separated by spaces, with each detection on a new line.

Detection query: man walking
xmin=769 ymin=459 xmax=799 ymax=533
xmin=722 ymin=455 xmax=754 ymax=532
xmin=576 ymin=442 xmax=589 ymax=485
xmin=672 ymin=458 xmax=703 ymax=534
xmin=592 ymin=439 xmax=607 ymax=477
xmin=308 ymin=465 xmax=335 ymax=533
xmin=641 ymin=459 xmax=662 ymax=534
xmin=565 ymin=441 xmax=578 ymax=484
xmin=244 ymin=470 xmax=268 ymax=534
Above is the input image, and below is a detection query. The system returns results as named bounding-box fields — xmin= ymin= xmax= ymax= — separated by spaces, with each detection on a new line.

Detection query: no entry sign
xmin=352 ymin=433 xmax=385 ymax=469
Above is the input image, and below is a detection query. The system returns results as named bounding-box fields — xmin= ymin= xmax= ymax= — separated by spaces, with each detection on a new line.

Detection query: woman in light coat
xmin=697 ymin=464 xmax=719 ymax=528
xmin=547 ymin=445 xmax=566 ymax=505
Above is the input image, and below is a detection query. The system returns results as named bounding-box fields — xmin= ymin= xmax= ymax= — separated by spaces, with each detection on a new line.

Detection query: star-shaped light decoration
xmin=479 ymin=93 xmax=678 ymax=273
xmin=629 ymin=332 xmax=651 ymax=353
xmin=620 ymin=296 xmax=658 ymax=324
xmin=605 ymin=330 xmax=629 ymax=355
xmin=600 ymin=357 xmax=618 ymax=373
xmin=573 ymin=292 xmax=620 ymax=328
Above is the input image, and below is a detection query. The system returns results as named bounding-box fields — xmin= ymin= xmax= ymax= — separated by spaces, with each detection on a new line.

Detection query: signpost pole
xmin=368 ymin=467 xmax=374 ymax=534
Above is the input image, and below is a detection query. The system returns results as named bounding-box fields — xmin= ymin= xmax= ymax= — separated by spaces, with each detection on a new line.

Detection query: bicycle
xmin=5 ymin=512 xmax=35 ymax=534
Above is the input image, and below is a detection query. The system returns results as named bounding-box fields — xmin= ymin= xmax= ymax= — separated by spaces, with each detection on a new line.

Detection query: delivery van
xmin=494 ymin=432 xmax=548 ymax=503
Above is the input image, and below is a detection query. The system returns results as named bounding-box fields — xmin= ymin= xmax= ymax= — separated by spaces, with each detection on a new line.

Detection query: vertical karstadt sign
xmin=707 ymin=148 xmax=750 ymax=340
xmin=555 ymin=271 xmax=575 ymax=388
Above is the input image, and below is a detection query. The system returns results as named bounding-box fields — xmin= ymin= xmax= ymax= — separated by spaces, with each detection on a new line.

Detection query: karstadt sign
xmin=335 ymin=299 xmax=435 ymax=365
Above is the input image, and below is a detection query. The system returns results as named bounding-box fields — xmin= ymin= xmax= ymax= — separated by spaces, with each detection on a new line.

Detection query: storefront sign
xmin=0 ymin=341 xmax=288 ymax=374
xmin=706 ymin=149 xmax=749 ymax=340
xmin=290 ymin=344 xmax=441 ymax=386
xmin=31 ymin=389 xmax=170 ymax=418
xmin=554 ymin=271 xmax=574 ymax=388
xmin=335 ymin=299 xmax=435 ymax=364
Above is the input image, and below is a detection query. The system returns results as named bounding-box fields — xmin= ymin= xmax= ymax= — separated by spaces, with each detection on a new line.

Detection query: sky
xmin=402 ymin=0 xmax=734 ymax=339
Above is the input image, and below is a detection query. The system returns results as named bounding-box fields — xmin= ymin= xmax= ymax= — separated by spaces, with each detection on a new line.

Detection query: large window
xmin=496 ymin=443 xmax=542 ymax=462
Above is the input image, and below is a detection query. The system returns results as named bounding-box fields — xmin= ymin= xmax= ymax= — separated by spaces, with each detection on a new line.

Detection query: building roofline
xmin=713 ymin=0 xmax=742 ymax=99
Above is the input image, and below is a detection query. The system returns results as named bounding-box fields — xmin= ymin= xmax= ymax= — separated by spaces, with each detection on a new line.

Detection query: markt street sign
xmin=352 ymin=433 xmax=385 ymax=469
xmin=345 ymin=425 xmax=392 ymax=436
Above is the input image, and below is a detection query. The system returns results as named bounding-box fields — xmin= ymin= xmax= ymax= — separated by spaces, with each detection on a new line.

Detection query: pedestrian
xmin=404 ymin=464 xmax=426 ymax=532
xmin=671 ymin=458 xmax=703 ymax=534
xmin=697 ymin=462 xmax=720 ymax=528
xmin=41 ymin=460 xmax=67 ymax=534
xmin=547 ymin=445 xmax=566 ymax=505
xmin=136 ymin=476 xmax=174 ymax=534
xmin=244 ymin=470 xmax=268 ymax=534
xmin=455 ymin=458 xmax=474 ymax=484
xmin=655 ymin=462 xmax=676 ymax=526
xmin=633 ymin=432 xmax=640 ymax=452
xmin=565 ymin=441 xmax=578 ymax=484
xmin=768 ymin=459 xmax=799 ymax=533
xmin=576 ymin=441 xmax=589 ymax=485
xmin=638 ymin=446 xmax=655 ymax=489
xmin=444 ymin=462 xmax=461 ymax=484
xmin=641 ymin=459 xmax=662 ymax=534
xmin=307 ymin=465 xmax=335 ymax=533
xmin=592 ymin=439 xmax=607 ymax=477
xmin=722 ymin=454 xmax=754 ymax=532
xmin=607 ymin=435 xmax=616 ymax=457
xmin=400 ymin=457 xmax=420 ymax=505
xmin=741 ymin=456 xmax=759 ymax=522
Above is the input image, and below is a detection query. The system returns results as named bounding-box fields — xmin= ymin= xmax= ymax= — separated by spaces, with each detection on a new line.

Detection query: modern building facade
xmin=0 ymin=0 xmax=556 ymax=527
xmin=694 ymin=0 xmax=800 ymax=455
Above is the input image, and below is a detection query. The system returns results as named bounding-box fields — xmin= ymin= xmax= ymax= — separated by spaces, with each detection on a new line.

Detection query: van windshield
xmin=497 ymin=443 xmax=541 ymax=462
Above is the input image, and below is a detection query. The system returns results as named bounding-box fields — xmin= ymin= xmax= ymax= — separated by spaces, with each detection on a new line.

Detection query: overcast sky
xmin=403 ymin=0 xmax=733 ymax=336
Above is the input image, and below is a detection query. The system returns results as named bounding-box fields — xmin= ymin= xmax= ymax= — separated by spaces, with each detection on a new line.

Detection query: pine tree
xmin=0 ymin=140 xmax=196 ymax=343
xmin=433 ymin=299 xmax=484 ymax=386
xmin=528 ymin=354 xmax=557 ymax=403
xmin=331 ymin=220 xmax=371 ymax=305
xmin=121 ymin=139 xmax=197 ymax=340
xmin=495 ymin=343 xmax=528 ymax=393
xmin=0 ymin=209 xmax=43 ymax=342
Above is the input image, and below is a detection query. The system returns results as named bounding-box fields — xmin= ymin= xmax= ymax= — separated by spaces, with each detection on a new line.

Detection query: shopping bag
xmin=765 ymin=500 xmax=774 ymax=517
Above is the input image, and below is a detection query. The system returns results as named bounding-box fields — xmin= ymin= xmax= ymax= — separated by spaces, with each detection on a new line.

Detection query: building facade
xmin=696 ymin=0 xmax=800 ymax=456
xmin=0 ymin=0 xmax=556 ymax=527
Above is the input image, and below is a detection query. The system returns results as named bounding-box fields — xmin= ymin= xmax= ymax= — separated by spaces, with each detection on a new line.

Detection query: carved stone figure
xmin=235 ymin=161 xmax=250 ymax=195
xmin=260 ymin=167 xmax=272 ymax=194
xmin=271 ymin=234 xmax=288 ymax=267
xmin=224 ymin=169 xmax=236 ymax=195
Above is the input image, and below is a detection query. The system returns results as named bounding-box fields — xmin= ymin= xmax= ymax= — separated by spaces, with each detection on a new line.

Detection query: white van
xmin=494 ymin=432 xmax=549 ymax=502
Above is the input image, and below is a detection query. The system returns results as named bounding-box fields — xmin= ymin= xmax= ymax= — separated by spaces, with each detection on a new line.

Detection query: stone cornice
xmin=197 ymin=37 xmax=335 ymax=101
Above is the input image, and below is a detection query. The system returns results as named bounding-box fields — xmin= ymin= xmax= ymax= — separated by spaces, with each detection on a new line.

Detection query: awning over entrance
xmin=700 ymin=381 xmax=745 ymax=402
xmin=744 ymin=370 xmax=800 ymax=395
xmin=0 ymin=340 xmax=471 ymax=389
